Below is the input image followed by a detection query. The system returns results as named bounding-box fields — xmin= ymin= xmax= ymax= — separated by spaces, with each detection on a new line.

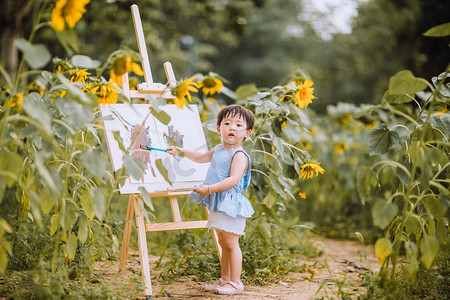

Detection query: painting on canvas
xmin=100 ymin=104 xmax=210 ymax=194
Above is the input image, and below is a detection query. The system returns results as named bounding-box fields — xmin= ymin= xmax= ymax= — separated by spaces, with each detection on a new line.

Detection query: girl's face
xmin=217 ymin=115 xmax=252 ymax=149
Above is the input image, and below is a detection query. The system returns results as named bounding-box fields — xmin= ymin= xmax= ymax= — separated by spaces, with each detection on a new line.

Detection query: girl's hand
xmin=166 ymin=146 xmax=178 ymax=155
xmin=193 ymin=185 xmax=210 ymax=196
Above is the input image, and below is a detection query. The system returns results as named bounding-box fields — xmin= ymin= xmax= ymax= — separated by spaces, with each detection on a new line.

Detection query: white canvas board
xmin=100 ymin=104 xmax=210 ymax=194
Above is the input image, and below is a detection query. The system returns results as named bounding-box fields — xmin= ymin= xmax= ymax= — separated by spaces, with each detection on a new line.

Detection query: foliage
xmin=360 ymin=249 xmax=450 ymax=299
xmin=0 ymin=2 xmax=145 ymax=297
xmin=159 ymin=227 xmax=320 ymax=285
xmin=1 ymin=1 xmax=449 ymax=298
xmin=362 ymin=64 xmax=449 ymax=281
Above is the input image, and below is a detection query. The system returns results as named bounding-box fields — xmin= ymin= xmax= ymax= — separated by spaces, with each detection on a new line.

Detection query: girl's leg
xmin=217 ymin=230 xmax=231 ymax=281
xmin=205 ymin=230 xmax=230 ymax=291
xmin=219 ymin=231 xmax=242 ymax=283
xmin=215 ymin=231 xmax=243 ymax=294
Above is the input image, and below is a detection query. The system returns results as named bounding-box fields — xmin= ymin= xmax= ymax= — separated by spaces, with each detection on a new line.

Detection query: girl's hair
xmin=217 ymin=104 xmax=255 ymax=130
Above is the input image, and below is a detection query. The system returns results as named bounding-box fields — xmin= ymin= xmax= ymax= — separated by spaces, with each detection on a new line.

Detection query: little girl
xmin=167 ymin=104 xmax=255 ymax=295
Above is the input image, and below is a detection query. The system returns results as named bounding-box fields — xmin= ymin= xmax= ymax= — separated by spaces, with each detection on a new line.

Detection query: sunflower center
xmin=176 ymin=83 xmax=188 ymax=97
xmin=203 ymin=78 xmax=217 ymax=88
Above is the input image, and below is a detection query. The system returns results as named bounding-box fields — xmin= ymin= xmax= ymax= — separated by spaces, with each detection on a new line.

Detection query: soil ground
xmin=98 ymin=236 xmax=379 ymax=299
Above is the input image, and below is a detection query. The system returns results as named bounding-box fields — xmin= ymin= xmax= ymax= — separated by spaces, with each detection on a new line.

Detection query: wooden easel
xmin=117 ymin=5 xmax=222 ymax=297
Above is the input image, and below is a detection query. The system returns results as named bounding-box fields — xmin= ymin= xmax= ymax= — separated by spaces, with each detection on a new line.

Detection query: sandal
xmin=214 ymin=280 xmax=244 ymax=295
xmin=204 ymin=278 xmax=227 ymax=291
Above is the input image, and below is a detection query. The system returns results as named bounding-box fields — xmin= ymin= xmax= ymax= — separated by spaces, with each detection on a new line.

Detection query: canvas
xmin=100 ymin=104 xmax=210 ymax=194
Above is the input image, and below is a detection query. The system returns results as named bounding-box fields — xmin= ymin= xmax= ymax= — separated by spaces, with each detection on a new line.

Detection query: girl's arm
xmin=166 ymin=145 xmax=216 ymax=163
xmin=194 ymin=151 xmax=248 ymax=196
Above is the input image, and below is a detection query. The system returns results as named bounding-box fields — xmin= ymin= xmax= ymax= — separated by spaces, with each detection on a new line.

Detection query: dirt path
xmin=98 ymin=236 xmax=379 ymax=299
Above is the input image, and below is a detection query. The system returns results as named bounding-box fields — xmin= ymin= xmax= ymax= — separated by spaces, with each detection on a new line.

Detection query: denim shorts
xmin=207 ymin=211 xmax=247 ymax=236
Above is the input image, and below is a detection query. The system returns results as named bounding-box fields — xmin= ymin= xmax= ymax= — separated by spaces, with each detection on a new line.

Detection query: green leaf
xmin=137 ymin=197 xmax=151 ymax=224
xmin=50 ymin=213 xmax=60 ymax=236
xmin=123 ymin=155 xmax=145 ymax=181
xmin=368 ymin=124 xmax=399 ymax=155
xmin=258 ymin=203 xmax=282 ymax=226
xmin=33 ymin=152 xmax=57 ymax=193
xmin=404 ymin=215 xmax=420 ymax=236
xmin=419 ymin=234 xmax=439 ymax=269
xmin=80 ymin=191 xmax=95 ymax=220
xmin=41 ymin=190 xmax=57 ymax=214
xmin=55 ymin=26 xmax=79 ymax=54
xmin=19 ymin=124 xmax=39 ymax=138
xmin=54 ymin=98 xmax=94 ymax=129
xmin=405 ymin=241 xmax=419 ymax=282
xmin=78 ymin=216 xmax=89 ymax=243
xmin=383 ymin=91 xmax=412 ymax=104
xmin=150 ymin=106 xmax=171 ymax=125
xmin=372 ymin=200 xmax=398 ymax=229
xmin=0 ymin=219 xmax=12 ymax=234
xmin=270 ymin=133 xmax=283 ymax=156
xmin=80 ymin=149 xmax=107 ymax=179
xmin=0 ymin=251 xmax=8 ymax=274
xmin=66 ymin=234 xmax=78 ymax=260
xmin=431 ymin=72 xmax=450 ymax=97
xmin=71 ymin=55 xmax=101 ymax=69
xmin=112 ymin=130 xmax=127 ymax=153
xmin=112 ymin=234 xmax=119 ymax=253
xmin=256 ymin=222 xmax=271 ymax=247
xmin=63 ymin=204 xmax=78 ymax=232
xmin=235 ymin=83 xmax=258 ymax=99
xmin=436 ymin=218 xmax=449 ymax=245
xmin=423 ymin=194 xmax=447 ymax=219
xmin=388 ymin=70 xmax=428 ymax=95
xmin=356 ymin=166 xmax=377 ymax=203
xmin=22 ymin=94 xmax=52 ymax=136
xmin=374 ymin=237 xmax=392 ymax=265
xmin=0 ymin=150 xmax=23 ymax=187
xmin=15 ymin=38 xmax=51 ymax=69
xmin=155 ymin=158 xmax=172 ymax=185
xmin=269 ymin=176 xmax=286 ymax=199
xmin=138 ymin=187 xmax=154 ymax=211
xmin=91 ymin=187 xmax=106 ymax=220
xmin=423 ymin=22 xmax=450 ymax=37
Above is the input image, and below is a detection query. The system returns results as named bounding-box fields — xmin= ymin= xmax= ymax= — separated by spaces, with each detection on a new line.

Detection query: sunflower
xmin=293 ymin=79 xmax=315 ymax=109
xmin=299 ymin=162 xmax=324 ymax=180
xmin=338 ymin=113 xmax=352 ymax=125
xmin=437 ymin=104 xmax=448 ymax=116
xmin=301 ymin=141 xmax=311 ymax=150
xmin=281 ymin=119 xmax=289 ymax=130
xmin=85 ymin=82 xmax=118 ymax=105
xmin=51 ymin=0 xmax=90 ymax=32
xmin=6 ymin=93 xmax=24 ymax=110
xmin=365 ymin=121 xmax=376 ymax=130
xmin=27 ymin=82 xmax=44 ymax=96
xmin=334 ymin=141 xmax=349 ymax=155
xmin=198 ymin=76 xmax=223 ymax=95
xmin=110 ymin=56 xmax=144 ymax=87
xmin=70 ymin=69 xmax=91 ymax=83
xmin=171 ymin=77 xmax=198 ymax=109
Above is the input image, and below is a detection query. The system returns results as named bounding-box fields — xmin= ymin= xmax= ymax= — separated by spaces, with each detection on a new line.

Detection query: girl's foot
xmin=204 ymin=278 xmax=227 ymax=291
xmin=214 ymin=280 xmax=244 ymax=295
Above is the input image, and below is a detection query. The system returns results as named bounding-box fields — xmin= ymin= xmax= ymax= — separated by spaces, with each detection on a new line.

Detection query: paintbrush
xmin=140 ymin=145 xmax=168 ymax=152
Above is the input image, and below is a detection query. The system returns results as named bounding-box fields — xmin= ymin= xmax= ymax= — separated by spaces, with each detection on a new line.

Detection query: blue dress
xmin=188 ymin=144 xmax=254 ymax=219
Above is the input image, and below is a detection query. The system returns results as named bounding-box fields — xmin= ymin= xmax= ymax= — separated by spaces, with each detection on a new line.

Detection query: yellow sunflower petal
xmin=131 ymin=63 xmax=144 ymax=76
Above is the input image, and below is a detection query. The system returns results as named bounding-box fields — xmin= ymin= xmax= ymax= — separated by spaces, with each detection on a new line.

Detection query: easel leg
xmin=205 ymin=207 xmax=222 ymax=264
xmin=169 ymin=195 xmax=182 ymax=222
xmin=119 ymin=194 xmax=135 ymax=273
xmin=133 ymin=195 xmax=152 ymax=296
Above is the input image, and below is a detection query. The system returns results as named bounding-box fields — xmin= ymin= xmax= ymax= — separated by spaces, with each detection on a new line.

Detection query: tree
xmin=304 ymin=0 xmax=450 ymax=109
xmin=0 ymin=0 xmax=41 ymax=82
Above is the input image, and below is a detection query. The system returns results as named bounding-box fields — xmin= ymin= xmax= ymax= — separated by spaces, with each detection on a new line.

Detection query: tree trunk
xmin=0 ymin=0 xmax=36 ymax=85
